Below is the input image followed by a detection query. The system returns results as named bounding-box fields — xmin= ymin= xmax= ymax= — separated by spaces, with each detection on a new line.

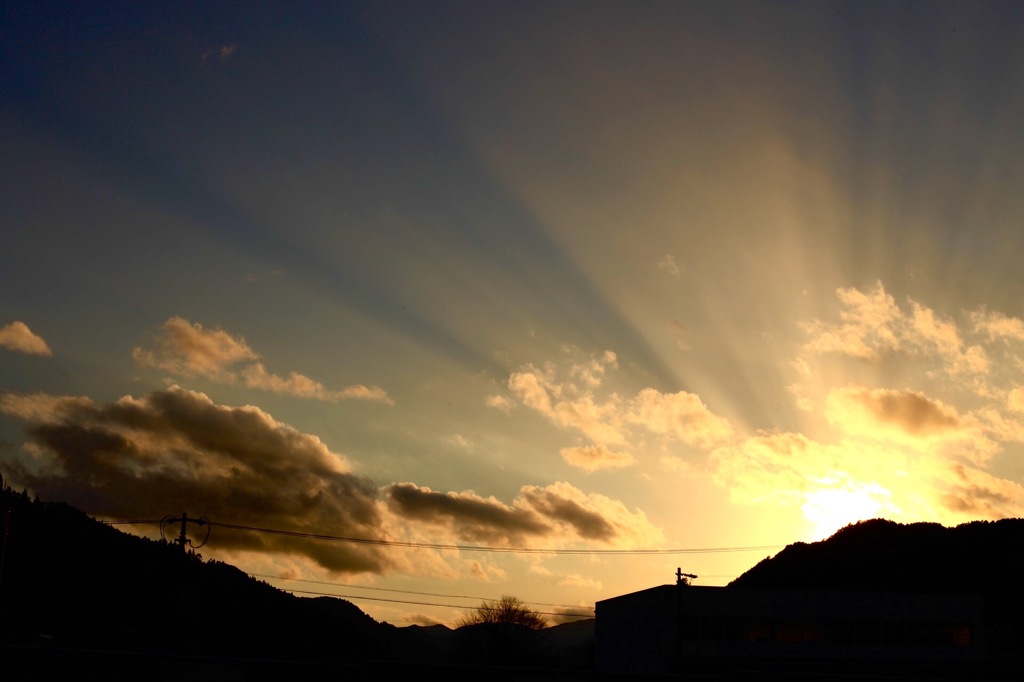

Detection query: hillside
xmin=0 ymin=490 xmax=594 ymax=678
xmin=728 ymin=517 xmax=1024 ymax=654
xmin=729 ymin=517 xmax=1024 ymax=594
xmin=0 ymin=490 xmax=387 ymax=662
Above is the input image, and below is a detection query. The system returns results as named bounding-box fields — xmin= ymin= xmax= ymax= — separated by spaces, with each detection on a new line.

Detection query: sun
xmin=800 ymin=480 xmax=894 ymax=542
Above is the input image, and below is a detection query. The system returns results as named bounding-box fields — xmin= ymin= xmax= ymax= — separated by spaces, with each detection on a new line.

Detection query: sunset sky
xmin=4 ymin=1 xmax=1024 ymax=627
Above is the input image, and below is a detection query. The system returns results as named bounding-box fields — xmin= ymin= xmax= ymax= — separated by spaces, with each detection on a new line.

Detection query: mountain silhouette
xmin=0 ymin=491 xmax=594 ymax=679
xmin=11 ymin=491 xmax=1021 ymax=679
xmin=727 ymin=517 xmax=1024 ymax=657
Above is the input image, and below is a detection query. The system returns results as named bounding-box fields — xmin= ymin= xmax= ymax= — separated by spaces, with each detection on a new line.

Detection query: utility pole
xmin=676 ymin=567 xmax=697 ymax=586
xmin=163 ymin=512 xmax=208 ymax=554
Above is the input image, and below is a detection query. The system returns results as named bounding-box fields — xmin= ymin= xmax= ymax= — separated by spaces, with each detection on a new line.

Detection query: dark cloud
xmin=519 ymin=486 xmax=616 ymax=541
xmin=386 ymin=481 xmax=633 ymax=546
xmin=941 ymin=464 xmax=1020 ymax=518
xmin=0 ymin=387 xmax=389 ymax=574
xmin=941 ymin=486 xmax=1014 ymax=516
xmin=386 ymin=483 xmax=551 ymax=544
xmin=1 ymin=387 xmax=656 ymax=577
xmin=856 ymin=389 xmax=960 ymax=436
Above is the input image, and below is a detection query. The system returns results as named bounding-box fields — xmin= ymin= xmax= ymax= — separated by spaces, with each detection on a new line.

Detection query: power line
xmin=105 ymin=516 xmax=783 ymax=556
xmin=203 ymin=520 xmax=783 ymax=555
xmin=252 ymin=573 xmax=591 ymax=610
xmin=284 ymin=588 xmax=594 ymax=618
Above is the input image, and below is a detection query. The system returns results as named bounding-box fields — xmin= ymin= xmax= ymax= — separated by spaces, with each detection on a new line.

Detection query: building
xmin=595 ymin=577 xmax=984 ymax=676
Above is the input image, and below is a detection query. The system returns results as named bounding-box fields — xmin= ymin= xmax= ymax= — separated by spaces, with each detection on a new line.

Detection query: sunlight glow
xmin=800 ymin=479 xmax=895 ymax=542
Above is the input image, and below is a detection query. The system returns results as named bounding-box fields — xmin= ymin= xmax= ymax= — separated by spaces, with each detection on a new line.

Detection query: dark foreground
xmin=5 ymin=644 xmax=1024 ymax=682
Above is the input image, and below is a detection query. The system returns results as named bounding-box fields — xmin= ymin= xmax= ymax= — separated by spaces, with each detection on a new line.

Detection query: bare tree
xmin=456 ymin=594 xmax=547 ymax=629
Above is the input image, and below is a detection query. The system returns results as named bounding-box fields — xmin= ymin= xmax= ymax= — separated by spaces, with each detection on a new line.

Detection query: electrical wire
xmin=284 ymin=588 xmax=594 ymax=618
xmin=206 ymin=520 xmax=783 ymax=555
xmin=252 ymin=573 xmax=590 ymax=610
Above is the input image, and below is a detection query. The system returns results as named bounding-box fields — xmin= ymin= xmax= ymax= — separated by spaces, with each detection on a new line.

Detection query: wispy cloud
xmin=800 ymin=281 xmax=989 ymax=377
xmin=132 ymin=316 xmax=257 ymax=379
xmin=241 ymin=362 xmax=393 ymax=404
xmin=0 ymin=321 xmax=52 ymax=356
xmin=505 ymin=349 xmax=627 ymax=446
xmin=485 ymin=394 xmax=515 ymax=412
xmin=202 ymin=43 xmax=237 ymax=62
xmin=625 ymin=388 xmax=733 ymax=449
xmin=502 ymin=347 xmax=734 ymax=469
xmin=942 ymin=463 xmax=1024 ymax=518
xmin=971 ymin=308 xmax=1024 ymax=342
xmin=133 ymin=317 xmax=393 ymax=404
xmin=560 ymin=445 xmax=635 ymax=472
xmin=657 ymin=253 xmax=682 ymax=277
xmin=558 ymin=574 xmax=602 ymax=590
xmin=509 ymin=359 xmax=627 ymax=446
xmin=800 ymin=281 xmax=904 ymax=361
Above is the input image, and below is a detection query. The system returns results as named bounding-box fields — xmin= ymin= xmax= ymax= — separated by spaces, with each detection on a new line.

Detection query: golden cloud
xmin=0 ymin=321 xmax=53 ymax=356
xmin=827 ymin=387 xmax=961 ymax=438
xmin=560 ymin=445 xmax=636 ymax=472
xmin=134 ymin=317 xmax=392 ymax=404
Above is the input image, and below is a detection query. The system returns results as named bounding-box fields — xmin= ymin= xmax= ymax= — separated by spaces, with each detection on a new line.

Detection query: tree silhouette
xmin=454 ymin=595 xmax=550 ymax=667
xmin=456 ymin=594 xmax=547 ymax=629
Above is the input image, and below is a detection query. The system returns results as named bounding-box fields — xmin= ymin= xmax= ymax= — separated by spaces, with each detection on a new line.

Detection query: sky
xmin=3 ymin=1 xmax=1024 ymax=627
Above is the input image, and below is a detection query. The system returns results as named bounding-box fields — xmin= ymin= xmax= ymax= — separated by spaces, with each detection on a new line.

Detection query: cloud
xmin=518 ymin=483 xmax=617 ymax=540
xmin=485 ymin=395 xmax=515 ymax=411
xmin=570 ymin=349 xmax=618 ymax=387
xmin=501 ymin=281 xmax=1024 ymax=536
xmin=909 ymin=302 xmax=963 ymax=357
xmin=0 ymin=386 xmax=389 ymax=574
xmin=657 ymin=254 xmax=682 ymax=277
xmin=707 ymin=418 xmax=1024 ymax=531
xmin=941 ymin=463 xmax=1024 ymax=519
xmin=625 ymin=388 xmax=734 ymax=449
xmin=132 ymin=317 xmax=257 ymax=379
xmin=333 ymin=384 xmax=394 ymax=403
xmin=823 ymin=386 xmax=998 ymax=464
xmin=559 ymin=445 xmax=635 ymax=472
xmin=446 ymin=434 xmax=474 ymax=450
xmin=1008 ymin=388 xmax=1024 ymax=413
xmin=548 ymin=606 xmax=597 ymax=625
xmin=800 ymin=282 xmax=990 ymax=378
xmin=801 ymin=281 xmax=903 ymax=360
xmin=241 ymin=362 xmax=394 ymax=405
xmin=508 ymin=364 xmax=627 ymax=445
xmin=710 ymin=430 xmax=832 ymax=505
xmin=134 ymin=317 xmax=393 ymax=404
xmin=826 ymin=387 xmax=961 ymax=438
xmin=0 ymin=321 xmax=52 ymax=356
xmin=508 ymin=371 xmax=553 ymax=413
xmin=1 ymin=387 xmax=662 ymax=576
xmin=971 ymin=308 xmax=1024 ymax=342
xmin=385 ymin=480 xmax=662 ymax=548
xmin=504 ymin=350 xmax=734 ymax=459
xmin=202 ymin=43 xmax=237 ymax=62
xmin=558 ymin=574 xmax=602 ymax=590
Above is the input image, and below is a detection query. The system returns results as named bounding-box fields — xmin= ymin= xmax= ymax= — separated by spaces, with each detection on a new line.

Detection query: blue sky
xmin=4 ymin=1 xmax=1024 ymax=626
